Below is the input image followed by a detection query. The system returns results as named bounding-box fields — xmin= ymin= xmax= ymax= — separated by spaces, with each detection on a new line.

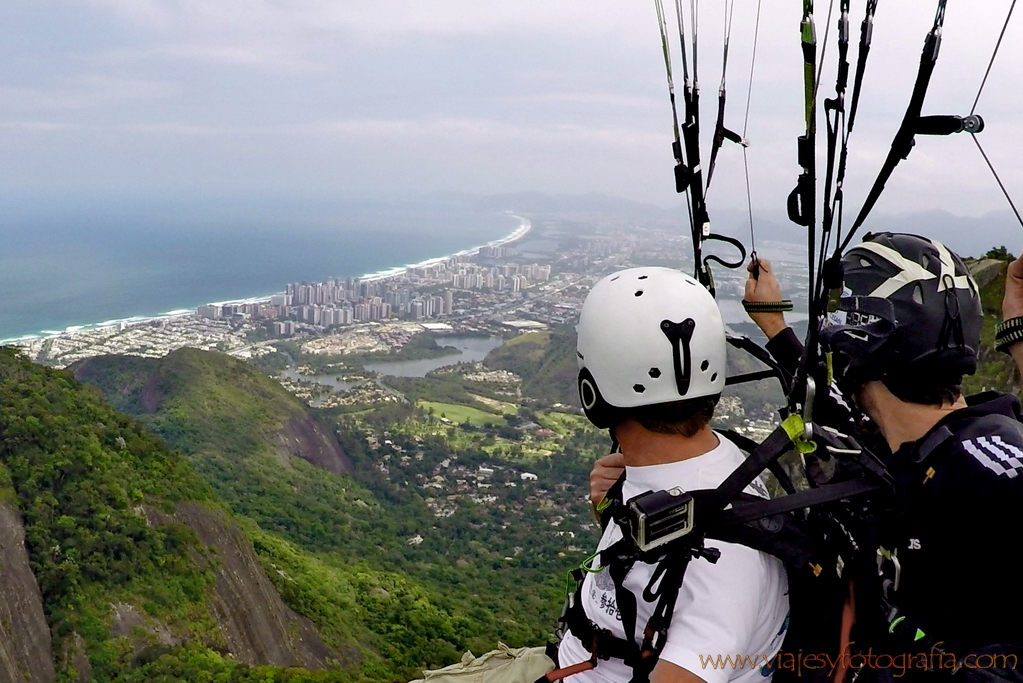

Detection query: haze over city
xmin=1 ymin=0 xmax=1020 ymax=217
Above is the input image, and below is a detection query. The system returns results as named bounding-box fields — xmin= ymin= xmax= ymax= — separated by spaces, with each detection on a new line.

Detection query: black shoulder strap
xmin=598 ymin=471 xmax=626 ymax=533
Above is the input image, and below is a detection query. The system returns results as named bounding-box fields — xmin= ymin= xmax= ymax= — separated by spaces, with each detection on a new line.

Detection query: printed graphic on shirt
xmin=759 ymin=613 xmax=790 ymax=677
xmin=590 ymin=568 xmax=621 ymax=622
xmin=962 ymin=436 xmax=1023 ymax=478
xmin=748 ymin=477 xmax=769 ymax=499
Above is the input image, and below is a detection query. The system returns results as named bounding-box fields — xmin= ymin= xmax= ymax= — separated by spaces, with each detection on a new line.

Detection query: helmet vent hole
xmin=700 ymin=360 xmax=709 ymax=372
xmin=635 ymin=290 xmax=644 ymax=297
xmin=610 ymin=275 xmax=620 ymax=281
xmin=633 ymin=384 xmax=646 ymax=393
xmin=577 ymin=351 xmax=584 ymax=360
xmin=648 ymin=368 xmax=661 ymax=378
xmin=859 ymin=258 xmax=871 ymax=267
xmin=711 ymin=373 xmax=718 ymax=383
xmin=638 ymin=275 xmax=648 ymax=280
xmin=912 ymin=283 xmax=924 ymax=305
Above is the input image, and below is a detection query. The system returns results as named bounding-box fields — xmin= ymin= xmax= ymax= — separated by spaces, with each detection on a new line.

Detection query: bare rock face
xmin=146 ymin=503 xmax=349 ymax=670
xmin=276 ymin=416 xmax=352 ymax=475
xmin=59 ymin=634 xmax=90 ymax=683
xmin=969 ymin=258 xmax=1007 ymax=290
xmin=0 ymin=501 xmax=56 ymax=683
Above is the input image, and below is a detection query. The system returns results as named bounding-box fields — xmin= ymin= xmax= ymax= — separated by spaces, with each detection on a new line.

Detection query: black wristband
xmin=995 ymin=316 xmax=1023 ymax=354
xmin=742 ymin=300 xmax=794 ymax=314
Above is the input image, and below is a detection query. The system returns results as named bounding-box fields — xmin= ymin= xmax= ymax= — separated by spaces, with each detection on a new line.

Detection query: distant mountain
xmin=72 ymin=348 xmax=351 ymax=479
xmin=469 ymin=191 xmax=1017 ymax=260
xmin=863 ymin=210 xmax=1021 ymax=259
xmin=474 ymin=191 xmax=676 ymax=222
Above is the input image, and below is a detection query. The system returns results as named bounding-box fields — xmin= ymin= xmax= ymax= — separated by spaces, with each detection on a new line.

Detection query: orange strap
xmin=539 ymin=659 xmax=596 ymax=682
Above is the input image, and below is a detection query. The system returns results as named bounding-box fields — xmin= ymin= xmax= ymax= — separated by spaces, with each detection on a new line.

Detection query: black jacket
xmin=766 ymin=327 xmax=1023 ymax=659
xmin=880 ymin=391 xmax=1023 ymax=654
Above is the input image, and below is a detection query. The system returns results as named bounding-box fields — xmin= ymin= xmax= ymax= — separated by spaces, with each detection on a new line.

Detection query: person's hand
xmin=1002 ymin=254 xmax=1023 ymax=320
xmin=589 ymin=452 xmax=625 ymax=520
xmin=1001 ymin=254 xmax=1023 ymax=371
xmin=744 ymin=258 xmax=789 ymax=339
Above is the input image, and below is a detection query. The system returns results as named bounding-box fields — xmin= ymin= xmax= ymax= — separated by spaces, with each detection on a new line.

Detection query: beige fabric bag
xmin=409 ymin=643 xmax=556 ymax=683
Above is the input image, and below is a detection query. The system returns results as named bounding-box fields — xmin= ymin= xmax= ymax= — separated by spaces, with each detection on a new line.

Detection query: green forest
xmin=0 ymin=331 xmax=606 ymax=682
xmin=0 ymin=254 xmax=1017 ymax=682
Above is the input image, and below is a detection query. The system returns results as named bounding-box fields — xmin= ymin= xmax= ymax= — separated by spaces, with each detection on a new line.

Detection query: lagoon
xmin=362 ymin=335 xmax=505 ymax=377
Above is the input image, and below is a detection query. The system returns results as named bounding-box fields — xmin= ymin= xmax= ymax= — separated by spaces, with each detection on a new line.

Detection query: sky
xmin=0 ymin=0 xmax=1020 ymax=220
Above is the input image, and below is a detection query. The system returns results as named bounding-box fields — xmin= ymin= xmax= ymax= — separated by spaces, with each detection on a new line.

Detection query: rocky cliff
xmin=0 ymin=482 xmax=54 ymax=683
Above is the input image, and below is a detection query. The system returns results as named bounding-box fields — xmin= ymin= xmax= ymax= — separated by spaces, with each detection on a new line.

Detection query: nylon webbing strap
xmin=610 ymin=558 xmax=639 ymax=665
xmin=726 ymin=334 xmax=793 ymax=395
xmin=845 ymin=0 xmax=947 ymax=248
xmin=701 ymin=424 xmax=807 ymax=525
xmin=634 ymin=550 xmax=694 ymax=683
xmin=597 ymin=472 xmax=626 ymax=531
xmin=718 ymin=428 xmax=798 ymax=494
xmin=716 ymin=477 xmax=882 ymax=526
xmin=787 ymin=0 xmax=818 ymax=231
xmin=781 ymin=414 xmax=818 ymax=454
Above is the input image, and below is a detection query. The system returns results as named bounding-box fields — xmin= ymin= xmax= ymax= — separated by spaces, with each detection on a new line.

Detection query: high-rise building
xmin=197 ymin=305 xmax=222 ymax=319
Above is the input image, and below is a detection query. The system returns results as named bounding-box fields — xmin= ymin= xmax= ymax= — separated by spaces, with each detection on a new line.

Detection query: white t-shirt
xmin=558 ymin=434 xmax=789 ymax=683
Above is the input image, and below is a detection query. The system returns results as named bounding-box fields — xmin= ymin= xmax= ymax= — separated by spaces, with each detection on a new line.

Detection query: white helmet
xmin=576 ymin=267 xmax=727 ymax=428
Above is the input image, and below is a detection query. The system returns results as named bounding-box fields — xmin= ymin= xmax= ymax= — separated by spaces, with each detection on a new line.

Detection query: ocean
xmin=0 ymin=197 xmax=518 ymax=341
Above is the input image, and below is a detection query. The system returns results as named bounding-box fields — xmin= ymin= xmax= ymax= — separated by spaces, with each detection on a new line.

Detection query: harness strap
xmin=562 ymin=591 xmax=643 ymax=664
xmin=717 ymin=477 xmax=881 ymax=526
xmin=703 ymin=424 xmax=804 ymax=524
xmin=726 ymin=334 xmax=794 ymax=396
xmin=718 ymin=428 xmax=798 ymax=494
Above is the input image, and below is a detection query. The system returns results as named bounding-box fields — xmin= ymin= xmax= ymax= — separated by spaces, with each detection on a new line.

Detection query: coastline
xmin=2 ymin=213 xmax=531 ymax=345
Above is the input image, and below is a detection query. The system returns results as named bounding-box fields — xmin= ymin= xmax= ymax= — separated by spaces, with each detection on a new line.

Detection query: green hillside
xmin=0 ymin=347 xmax=351 ymax=682
xmin=72 ymin=348 xmax=590 ymax=680
xmin=964 ymin=257 xmax=1021 ymax=396
xmin=483 ymin=330 xmax=579 ymax=407
xmin=0 ymin=344 xmax=589 ymax=682
xmin=73 ymin=349 xmax=359 ymax=549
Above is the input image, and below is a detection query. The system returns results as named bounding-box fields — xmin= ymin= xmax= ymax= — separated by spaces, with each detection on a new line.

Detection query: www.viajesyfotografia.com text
xmin=699 ymin=644 xmax=1017 ymax=678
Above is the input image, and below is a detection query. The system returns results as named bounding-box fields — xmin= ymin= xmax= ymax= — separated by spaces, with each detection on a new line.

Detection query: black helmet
xmin=821 ymin=232 xmax=981 ymax=394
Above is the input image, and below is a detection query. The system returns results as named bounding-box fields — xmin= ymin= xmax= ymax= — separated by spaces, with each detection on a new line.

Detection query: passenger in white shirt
xmin=558 ymin=267 xmax=789 ymax=683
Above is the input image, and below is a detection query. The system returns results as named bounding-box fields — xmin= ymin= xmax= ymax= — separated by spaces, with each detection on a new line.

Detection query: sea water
xmin=0 ymin=197 xmax=518 ymax=341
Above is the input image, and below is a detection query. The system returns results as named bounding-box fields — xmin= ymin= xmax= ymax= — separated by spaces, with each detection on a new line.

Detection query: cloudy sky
xmin=1 ymin=0 xmax=1019 ymax=218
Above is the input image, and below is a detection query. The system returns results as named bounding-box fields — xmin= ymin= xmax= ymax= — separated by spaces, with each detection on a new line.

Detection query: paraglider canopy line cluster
xmin=650 ymin=0 xmax=1022 ymax=413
